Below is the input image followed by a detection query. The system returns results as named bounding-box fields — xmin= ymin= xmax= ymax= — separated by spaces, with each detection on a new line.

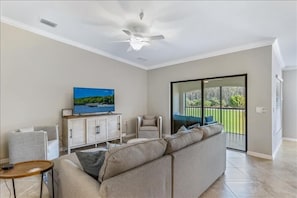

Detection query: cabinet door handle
xmin=70 ymin=129 xmax=73 ymax=138
xmin=96 ymin=126 xmax=100 ymax=134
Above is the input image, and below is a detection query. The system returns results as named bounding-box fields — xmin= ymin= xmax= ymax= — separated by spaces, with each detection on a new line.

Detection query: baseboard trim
xmin=247 ymin=151 xmax=273 ymax=160
xmin=283 ymin=137 xmax=297 ymax=142
xmin=0 ymin=158 xmax=9 ymax=165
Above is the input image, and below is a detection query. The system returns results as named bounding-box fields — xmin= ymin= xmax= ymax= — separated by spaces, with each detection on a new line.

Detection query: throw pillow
xmin=205 ymin=116 xmax=213 ymax=122
xmin=76 ymin=150 xmax=106 ymax=180
xmin=143 ymin=115 xmax=155 ymax=120
xmin=176 ymin=125 xmax=191 ymax=134
xmin=187 ymin=123 xmax=200 ymax=129
xmin=142 ymin=119 xmax=156 ymax=126
xmin=177 ymin=125 xmax=187 ymax=132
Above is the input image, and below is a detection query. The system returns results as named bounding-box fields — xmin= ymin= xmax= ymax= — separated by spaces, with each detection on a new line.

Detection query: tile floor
xmin=201 ymin=140 xmax=297 ymax=198
xmin=1 ymin=140 xmax=296 ymax=198
xmin=226 ymin=133 xmax=246 ymax=151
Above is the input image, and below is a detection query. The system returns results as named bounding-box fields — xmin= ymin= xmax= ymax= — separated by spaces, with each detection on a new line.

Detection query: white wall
xmin=283 ymin=69 xmax=297 ymax=139
xmin=0 ymin=23 xmax=148 ymax=160
xmin=1 ymin=22 xmax=288 ymax=161
xmin=148 ymin=46 xmax=274 ymax=157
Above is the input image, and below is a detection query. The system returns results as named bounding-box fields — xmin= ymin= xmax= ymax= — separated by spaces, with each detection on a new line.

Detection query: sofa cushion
xmin=76 ymin=150 xmax=106 ymax=180
xmin=35 ymin=126 xmax=57 ymax=140
xmin=165 ymin=128 xmax=204 ymax=154
xmin=177 ymin=125 xmax=188 ymax=133
xmin=99 ymin=139 xmax=167 ymax=182
xmin=142 ymin=119 xmax=156 ymax=126
xmin=199 ymin=123 xmax=223 ymax=139
xmin=143 ymin=115 xmax=155 ymax=120
xmin=139 ymin=126 xmax=158 ymax=131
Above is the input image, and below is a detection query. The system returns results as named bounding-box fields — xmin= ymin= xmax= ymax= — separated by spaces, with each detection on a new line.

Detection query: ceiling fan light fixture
xmin=129 ymin=36 xmax=147 ymax=51
xmin=130 ymin=40 xmax=144 ymax=51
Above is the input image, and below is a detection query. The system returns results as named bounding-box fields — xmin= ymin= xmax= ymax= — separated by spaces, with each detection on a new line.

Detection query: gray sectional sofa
xmin=49 ymin=124 xmax=226 ymax=198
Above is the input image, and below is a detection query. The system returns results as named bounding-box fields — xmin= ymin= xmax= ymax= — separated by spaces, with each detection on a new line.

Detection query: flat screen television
xmin=73 ymin=87 xmax=115 ymax=115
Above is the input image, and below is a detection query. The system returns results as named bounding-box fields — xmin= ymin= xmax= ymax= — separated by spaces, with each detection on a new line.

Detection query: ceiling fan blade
xmin=122 ymin=29 xmax=132 ymax=36
xmin=148 ymin=35 xmax=165 ymax=40
xmin=142 ymin=41 xmax=150 ymax=46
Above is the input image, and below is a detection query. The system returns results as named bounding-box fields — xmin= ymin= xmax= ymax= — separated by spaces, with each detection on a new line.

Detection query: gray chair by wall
xmin=136 ymin=115 xmax=162 ymax=138
xmin=8 ymin=125 xmax=59 ymax=164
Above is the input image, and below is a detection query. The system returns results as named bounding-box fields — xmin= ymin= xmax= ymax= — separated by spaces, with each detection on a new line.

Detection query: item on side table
xmin=1 ymin=164 xmax=14 ymax=170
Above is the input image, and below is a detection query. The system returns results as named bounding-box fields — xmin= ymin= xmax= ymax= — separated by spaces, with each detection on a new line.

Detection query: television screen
xmin=73 ymin=87 xmax=115 ymax=114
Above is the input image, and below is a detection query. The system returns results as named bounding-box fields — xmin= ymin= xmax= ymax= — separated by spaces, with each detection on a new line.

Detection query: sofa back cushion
xmin=165 ymin=128 xmax=204 ymax=154
xmin=142 ymin=119 xmax=156 ymax=126
xmin=98 ymin=139 xmax=167 ymax=182
xmin=199 ymin=123 xmax=223 ymax=139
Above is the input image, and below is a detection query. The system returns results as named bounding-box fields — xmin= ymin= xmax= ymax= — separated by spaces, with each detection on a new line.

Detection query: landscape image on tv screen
xmin=73 ymin=87 xmax=115 ymax=114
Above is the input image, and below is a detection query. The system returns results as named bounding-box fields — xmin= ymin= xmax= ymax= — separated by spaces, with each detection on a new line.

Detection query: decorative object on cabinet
xmin=62 ymin=108 xmax=73 ymax=117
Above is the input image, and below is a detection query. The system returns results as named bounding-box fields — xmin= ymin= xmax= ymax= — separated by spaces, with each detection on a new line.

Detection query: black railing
xmin=185 ymin=106 xmax=246 ymax=135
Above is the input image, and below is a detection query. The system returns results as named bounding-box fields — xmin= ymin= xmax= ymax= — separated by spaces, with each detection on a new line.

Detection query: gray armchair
xmin=136 ymin=115 xmax=162 ymax=138
xmin=8 ymin=125 xmax=59 ymax=163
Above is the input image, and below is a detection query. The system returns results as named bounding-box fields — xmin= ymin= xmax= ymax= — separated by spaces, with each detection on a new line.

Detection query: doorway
xmin=171 ymin=74 xmax=247 ymax=151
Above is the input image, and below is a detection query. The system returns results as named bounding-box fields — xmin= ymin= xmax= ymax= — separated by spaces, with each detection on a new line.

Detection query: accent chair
xmin=136 ymin=115 xmax=162 ymax=138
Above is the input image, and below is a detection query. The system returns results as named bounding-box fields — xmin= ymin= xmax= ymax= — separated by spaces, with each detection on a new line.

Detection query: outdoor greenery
xmin=186 ymin=87 xmax=245 ymax=108
xmin=74 ymin=95 xmax=114 ymax=105
xmin=185 ymin=107 xmax=246 ymax=134
xmin=185 ymin=87 xmax=246 ymax=134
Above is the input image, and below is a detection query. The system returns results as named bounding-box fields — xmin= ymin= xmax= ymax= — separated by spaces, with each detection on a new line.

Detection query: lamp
xmin=129 ymin=36 xmax=149 ymax=51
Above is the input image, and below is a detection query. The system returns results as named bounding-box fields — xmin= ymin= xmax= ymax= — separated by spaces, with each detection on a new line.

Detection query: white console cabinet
xmin=63 ymin=114 xmax=122 ymax=154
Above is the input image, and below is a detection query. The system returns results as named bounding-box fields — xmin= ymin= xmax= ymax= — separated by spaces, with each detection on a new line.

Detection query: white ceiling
xmin=1 ymin=1 xmax=296 ymax=70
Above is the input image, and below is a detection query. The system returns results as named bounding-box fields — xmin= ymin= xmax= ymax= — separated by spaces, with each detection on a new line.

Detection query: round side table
xmin=0 ymin=160 xmax=54 ymax=198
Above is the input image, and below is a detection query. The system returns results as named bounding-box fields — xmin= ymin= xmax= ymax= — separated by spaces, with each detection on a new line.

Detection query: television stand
xmin=62 ymin=113 xmax=122 ymax=154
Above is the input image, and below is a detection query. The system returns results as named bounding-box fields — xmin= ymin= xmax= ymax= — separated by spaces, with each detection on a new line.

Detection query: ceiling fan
xmin=121 ymin=10 xmax=165 ymax=51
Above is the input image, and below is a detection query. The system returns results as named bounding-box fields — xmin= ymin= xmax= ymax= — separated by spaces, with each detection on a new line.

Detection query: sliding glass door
xmin=171 ymin=80 xmax=202 ymax=133
xmin=171 ymin=74 xmax=247 ymax=151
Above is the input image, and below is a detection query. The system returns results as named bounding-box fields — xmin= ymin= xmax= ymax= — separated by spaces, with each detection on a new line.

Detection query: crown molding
xmin=1 ymin=16 xmax=286 ymax=71
xmin=148 ymin=39 xmax=275 ymax=70
xmin=0 ymin=17 xmax=147 ymax=70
